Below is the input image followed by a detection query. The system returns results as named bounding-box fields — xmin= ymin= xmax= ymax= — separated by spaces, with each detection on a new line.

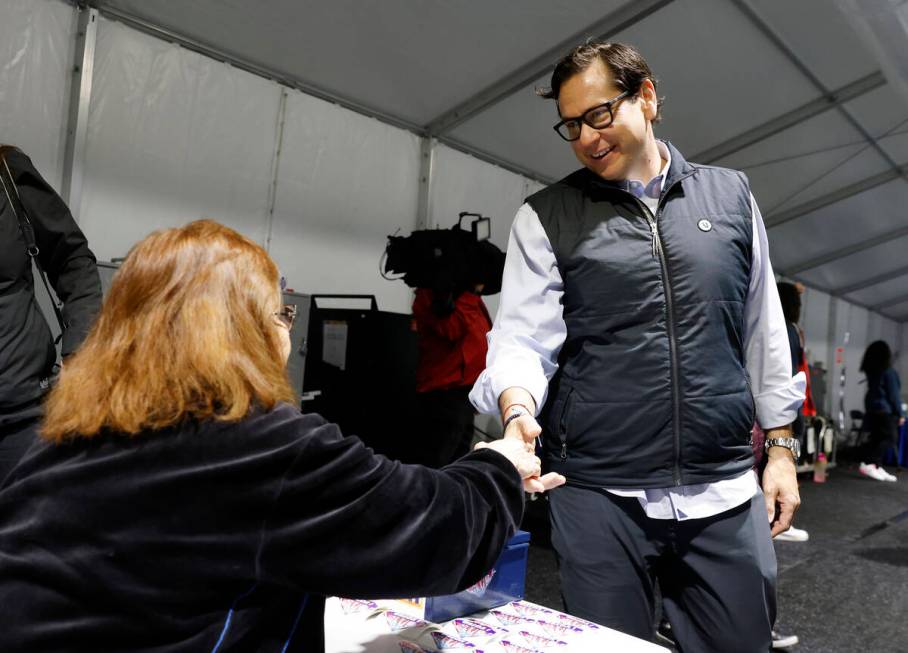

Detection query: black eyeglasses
xmin=274 ymin=304 xmax=297 ymax=329
xmin=552 ymin=90 xmax=631 ymax=141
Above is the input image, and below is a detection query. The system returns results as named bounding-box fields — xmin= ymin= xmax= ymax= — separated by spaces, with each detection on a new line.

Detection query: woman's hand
xmin=475 ymin=436 xmax=565 ymax=493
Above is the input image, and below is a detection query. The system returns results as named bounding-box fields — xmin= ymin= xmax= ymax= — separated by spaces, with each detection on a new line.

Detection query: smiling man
xmin=469 ymin=42 xmax=805 ymax=651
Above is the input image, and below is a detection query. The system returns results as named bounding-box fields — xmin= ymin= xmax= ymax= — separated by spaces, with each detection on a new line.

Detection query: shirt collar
xmin=624 ymin=140 xmax=671 ymax=200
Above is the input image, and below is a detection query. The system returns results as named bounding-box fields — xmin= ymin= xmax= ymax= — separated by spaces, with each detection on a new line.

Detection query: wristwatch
xmin=764 ymin=437 xmax=801 ymax=462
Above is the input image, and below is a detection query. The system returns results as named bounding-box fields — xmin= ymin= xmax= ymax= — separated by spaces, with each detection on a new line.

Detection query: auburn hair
xmin=42 ymin=219 xmax=295 ymax=442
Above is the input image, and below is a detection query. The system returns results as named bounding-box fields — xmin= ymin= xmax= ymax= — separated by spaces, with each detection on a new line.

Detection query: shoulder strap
xmin=0 ymin=151 xmax=67 ymax=335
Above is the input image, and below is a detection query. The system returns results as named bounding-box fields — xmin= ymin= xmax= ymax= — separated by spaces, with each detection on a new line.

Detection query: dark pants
xmin=0 ymin=414 xmax=40 ymax=484
xmin=549 ymin=486 xmax=777 ymax=653
xmin=864 ymin=411 xmax=899 ymax=466
xmin=412 ymin=387 xmax=475 ymax=468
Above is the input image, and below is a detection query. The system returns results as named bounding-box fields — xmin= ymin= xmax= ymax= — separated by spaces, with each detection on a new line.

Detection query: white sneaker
xmin=859 ymin=462 xmax=889 ymax=482
xmin=878 ymin=466 xmax=897 ymax=482
xmin=774 ymin=526 xmax=809 ymax=542
xmin=772 ymin=630 xmax=799 ymax=648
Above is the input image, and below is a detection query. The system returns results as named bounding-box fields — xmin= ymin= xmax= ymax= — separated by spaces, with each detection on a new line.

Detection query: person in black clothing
xmin=777 ymin=282 xmax=805 ymax=446
xmin=859 ymin=340 xmax=904 ymax=481
xmin=0 ymin=145 xmax=102 ymax=480
xmin=0 ymin=219 xmax=564 ymax=653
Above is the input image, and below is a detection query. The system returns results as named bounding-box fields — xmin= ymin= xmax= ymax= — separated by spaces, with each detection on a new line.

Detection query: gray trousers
xmin=549 ymin=486 xmax=777 ymax=653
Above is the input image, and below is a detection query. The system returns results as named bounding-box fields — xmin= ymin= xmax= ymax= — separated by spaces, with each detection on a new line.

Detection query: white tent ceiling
xmin=88 ymin=0 xmax=908 ymax=321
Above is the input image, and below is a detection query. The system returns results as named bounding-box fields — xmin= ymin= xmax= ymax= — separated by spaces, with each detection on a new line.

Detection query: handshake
xmin=474 ymin=413 xmax=566 ymax=494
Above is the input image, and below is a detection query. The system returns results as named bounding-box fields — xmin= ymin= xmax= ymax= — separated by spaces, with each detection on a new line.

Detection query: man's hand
xmin=503 ymin=415 xmax=564 ymax=492
xmin=475 ymin=435 xmax=565 ymax=493
xmin=762 ymin=447 xmax=801 ymax=537
xmin=504 ymin=413 xmax=542 ymax=453
xmin=493 ymin=387 xmax=564 ymax=492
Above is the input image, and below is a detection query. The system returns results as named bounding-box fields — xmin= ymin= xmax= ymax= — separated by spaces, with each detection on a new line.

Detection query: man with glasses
xmin=470 ymin=42 xmax=805 ymax=651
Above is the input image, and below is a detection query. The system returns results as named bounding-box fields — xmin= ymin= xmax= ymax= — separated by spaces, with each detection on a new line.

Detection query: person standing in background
xmin=777 ymin=283 xmax=806 ymax=447
xmin=411 ymin=283 xmax=493 ymax=467
xmin=859 ymin=340 xmax=903 ymax=482
xmin=0 ymin=145 xmax=102 ymax=481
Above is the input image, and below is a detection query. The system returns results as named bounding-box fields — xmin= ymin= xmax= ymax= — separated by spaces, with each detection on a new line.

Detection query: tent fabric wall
xmin=53 ymin=0 xmax=908 ymax=322
xmin=267 ymin=89 xmax=421 ymax=314
xmin=78 ymin=18 xmax=282 ymax=261
xmin=0 ymin=0 xmax=76 ymax=187
xmin=5 ymin=1 xmax=906 ymax=419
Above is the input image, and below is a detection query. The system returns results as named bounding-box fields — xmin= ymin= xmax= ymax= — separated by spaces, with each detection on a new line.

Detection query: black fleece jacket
xmin=0 ymin=147 xmax=101 ymax=419
xmin=0 ymin=404 xmax=524 ymax=652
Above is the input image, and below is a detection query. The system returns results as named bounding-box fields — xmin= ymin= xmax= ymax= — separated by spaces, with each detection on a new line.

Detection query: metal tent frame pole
xmin=61 ymin=6 xmax=98 ymax=220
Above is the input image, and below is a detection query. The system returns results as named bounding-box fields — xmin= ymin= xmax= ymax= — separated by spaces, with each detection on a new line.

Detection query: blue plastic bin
xmin=424 ymin=530 xmax=530 ymax=623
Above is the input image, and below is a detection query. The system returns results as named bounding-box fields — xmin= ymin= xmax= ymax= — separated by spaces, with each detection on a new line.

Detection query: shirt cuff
xmin=754 ymin=371 xmax=807 ymax=429
xmin=469 ymin=364 xmax=550 ymax=416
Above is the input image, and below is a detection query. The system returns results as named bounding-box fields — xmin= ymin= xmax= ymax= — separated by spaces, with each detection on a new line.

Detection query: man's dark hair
xmin=776 ymin=282 xmax=801 ymax=324
xmin=860 ymin=340 xmax=893 ymax=377
xmin=538 ymin=41 xmax=662 ymax=122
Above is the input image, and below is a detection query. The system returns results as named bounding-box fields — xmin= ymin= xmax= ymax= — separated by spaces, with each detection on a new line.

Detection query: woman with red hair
xmin=0 ymin=220 xmax=562 ymax=653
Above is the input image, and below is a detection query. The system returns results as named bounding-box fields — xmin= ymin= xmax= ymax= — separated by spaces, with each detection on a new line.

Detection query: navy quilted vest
xmin=528 ymin=142 xmax=755 ymax=488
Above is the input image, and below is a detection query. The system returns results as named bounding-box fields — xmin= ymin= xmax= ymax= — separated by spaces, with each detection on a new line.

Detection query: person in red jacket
xmin=412 ymin=284 xmax=493 ymax=467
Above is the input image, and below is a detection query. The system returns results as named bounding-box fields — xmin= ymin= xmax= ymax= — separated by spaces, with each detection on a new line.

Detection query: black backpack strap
xmin=0 ymin=151 xmax=67 ymax=337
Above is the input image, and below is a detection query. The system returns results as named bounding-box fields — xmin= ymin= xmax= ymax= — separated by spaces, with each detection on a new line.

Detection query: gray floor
xmin=520 ymin=464 xmax=908 ymax=653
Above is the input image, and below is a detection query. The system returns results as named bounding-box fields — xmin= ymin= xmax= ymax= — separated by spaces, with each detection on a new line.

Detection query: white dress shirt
xmin=470 ymin=141 xmax=806 ymax=520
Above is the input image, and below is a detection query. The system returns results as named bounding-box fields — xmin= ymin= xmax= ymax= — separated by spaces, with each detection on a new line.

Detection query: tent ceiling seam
xmin=732 ymin=0 xmax=908 ymax=219
xmin=692 ymin=70 xmax=886 ymax=164
xmin=423 ymin=0 xmax=675 ymax=136
xmin=764 ymin=165 xmax=907 ymax=229
xmin=782 ymin=223 xmax=908 ymax=277
xmin=871 ymin=291 xmax=908 ymax=312
xmin=835 ymin=264 xmax=908 ymax=296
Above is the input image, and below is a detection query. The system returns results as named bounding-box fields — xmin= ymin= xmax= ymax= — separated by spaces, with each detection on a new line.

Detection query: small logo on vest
xmin=697 ymin=219 xmax=712 ymax=232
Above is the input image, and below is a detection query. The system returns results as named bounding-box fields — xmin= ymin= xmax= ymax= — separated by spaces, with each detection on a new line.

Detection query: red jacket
xmin=412 ymin=289 xmax=492 ymax=393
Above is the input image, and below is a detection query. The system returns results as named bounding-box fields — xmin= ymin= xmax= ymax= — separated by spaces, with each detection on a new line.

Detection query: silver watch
xmin=764 ymin=437 xmax=801 ymax=461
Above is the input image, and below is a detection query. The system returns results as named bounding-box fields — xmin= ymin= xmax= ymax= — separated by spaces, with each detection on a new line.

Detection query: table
xmin=324 ymin=597 xmax=667 ymax=652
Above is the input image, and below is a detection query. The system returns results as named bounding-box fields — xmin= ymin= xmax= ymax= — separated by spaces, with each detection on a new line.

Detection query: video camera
xmin=383 ymin=212 xmax=506 ymax=295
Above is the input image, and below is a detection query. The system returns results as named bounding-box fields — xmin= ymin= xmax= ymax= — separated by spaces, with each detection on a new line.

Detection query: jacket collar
xmin=662 ymin=140 xmax=696 ymax=189
xmin=579 ymin=140 xmax=696 ymax=196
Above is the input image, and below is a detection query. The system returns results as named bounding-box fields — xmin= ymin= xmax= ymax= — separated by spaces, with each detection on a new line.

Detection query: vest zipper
xmin=636 ymin=200 xmax=682 ymax=485
xmin=627 ymin=172 xmax=694 ymax=486
xmin=648 ymin=218 xmax=662 ymax=258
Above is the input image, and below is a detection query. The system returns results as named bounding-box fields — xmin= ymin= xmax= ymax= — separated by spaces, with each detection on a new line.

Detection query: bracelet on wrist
xmin=502 ymin=402 xmax=531 ymax=419
xmin=503 ymin=407 xmax=530 ymax=428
